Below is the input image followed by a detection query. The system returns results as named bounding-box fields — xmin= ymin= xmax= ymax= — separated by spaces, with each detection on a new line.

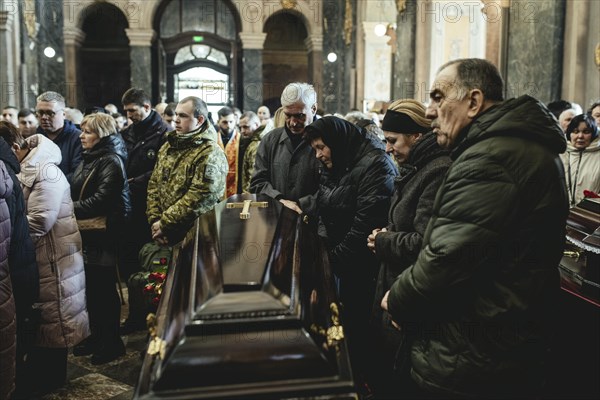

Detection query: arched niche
xmin=153 ymin=0 xmax=242 ymax=114
xmin=79 ymin=2 xmax=131 ymax=110
xmin=262 ymin=11 xmax=309 ymax=112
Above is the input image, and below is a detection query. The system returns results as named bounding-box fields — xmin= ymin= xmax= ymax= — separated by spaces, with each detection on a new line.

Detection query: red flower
xmin=149 ymin=272 xmax=166 ymax=282
xmin=152 ymin=296 xmax=160 ymax=306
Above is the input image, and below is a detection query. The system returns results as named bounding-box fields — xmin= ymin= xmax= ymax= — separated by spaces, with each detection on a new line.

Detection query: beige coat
xmin=0 ymin=160 xmax=16 ymax=399
xmin=561 ymin=137 xmax=600 ymax=206
xmin=17 ymin=134 xmax=89 ymax=348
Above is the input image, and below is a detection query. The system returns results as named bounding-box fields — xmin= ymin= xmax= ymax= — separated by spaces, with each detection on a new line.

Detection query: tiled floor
xmin=34 ymin=287 xmax=147 ymax=400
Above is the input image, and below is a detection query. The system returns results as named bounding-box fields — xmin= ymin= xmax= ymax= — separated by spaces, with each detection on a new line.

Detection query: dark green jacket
xmin=387 ymin=96 xmax=569 ymax=397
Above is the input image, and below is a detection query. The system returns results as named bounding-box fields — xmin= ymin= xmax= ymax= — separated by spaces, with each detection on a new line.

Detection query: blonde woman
xmin=70 ymin=113 xmax=131 ymax=365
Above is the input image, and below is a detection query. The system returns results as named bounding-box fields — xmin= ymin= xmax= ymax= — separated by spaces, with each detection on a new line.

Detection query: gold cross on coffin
xmin=226 ymin=200 xmax=269 ymax=220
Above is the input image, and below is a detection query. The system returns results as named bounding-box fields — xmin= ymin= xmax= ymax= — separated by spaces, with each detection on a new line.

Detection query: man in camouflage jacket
xmin=239 ymin=111 xmax=266 ymax=193
xmin=147 ymin=96 xmax=227 ymax=244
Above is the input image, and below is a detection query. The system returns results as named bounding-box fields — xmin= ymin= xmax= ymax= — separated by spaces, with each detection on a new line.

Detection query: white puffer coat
xmin=17 ymin=134 xmax=89 ymax=348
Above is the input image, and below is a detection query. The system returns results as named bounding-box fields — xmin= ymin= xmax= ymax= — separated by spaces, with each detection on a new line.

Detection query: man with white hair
xmin=250 ymin=83 xmax=321 ymax=214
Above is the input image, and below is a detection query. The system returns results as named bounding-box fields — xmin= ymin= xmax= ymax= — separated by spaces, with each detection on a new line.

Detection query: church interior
xmin=1 ymin=0 xmax=598 ymax=115
xmin=0 ymin=0 xmax=599 ymax=399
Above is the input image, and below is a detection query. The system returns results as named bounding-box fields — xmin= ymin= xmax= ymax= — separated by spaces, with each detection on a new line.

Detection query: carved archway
xmin=153 ymin=0 xmax=242 ymax=111
xmin=79 ymin=2 xmax=131 ymax=110
xmin=262 ymin=11 xmax=309 ymax=111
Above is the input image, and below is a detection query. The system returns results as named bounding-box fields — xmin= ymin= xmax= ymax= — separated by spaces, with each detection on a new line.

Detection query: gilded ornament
xmin=24 ymin=0 xmax=38 ymax=39
xmin=396 ymin=0 xmax=407 ymax=14
xmin=281 ymin=0 xmax=297 ymax=10
xmin=344 ymin=0 xmax=352 ymax=46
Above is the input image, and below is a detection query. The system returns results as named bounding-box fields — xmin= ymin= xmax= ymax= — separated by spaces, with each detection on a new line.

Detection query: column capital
xmin=63 ymin=27 xmax=86 ymax=47
xmin=239 ymin=32 xmax=267 ymax=50
xmin=304 ymin=35 xmax=323 ymax=53
xmin=0 ymin=11 xmax=13 ymax=32
xmin=125 ymin=28 xmax=156 ymax=47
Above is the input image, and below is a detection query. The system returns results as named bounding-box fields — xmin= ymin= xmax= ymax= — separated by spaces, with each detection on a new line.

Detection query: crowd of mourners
xmin=0 ymin=57 xmax=598 ymax=399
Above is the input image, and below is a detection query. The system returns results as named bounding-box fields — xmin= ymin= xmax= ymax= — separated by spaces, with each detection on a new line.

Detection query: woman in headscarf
xmin=304 ymin=116 xmax=396 ymax=391
xmin=367 ymin=99 xmax=452 ymax=397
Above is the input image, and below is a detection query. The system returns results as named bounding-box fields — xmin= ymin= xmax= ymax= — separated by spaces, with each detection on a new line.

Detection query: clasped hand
xmin=381 ymin=290 xmax=401 ymax=331
xmin=151 ymin=220 xmax=169 ymax=245
xmin=367 ymin=227 xmax=387 ymax=253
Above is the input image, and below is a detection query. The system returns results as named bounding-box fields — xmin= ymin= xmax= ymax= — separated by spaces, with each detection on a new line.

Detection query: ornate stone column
xmin=305 ymin=35 xmax=323 ymax=107
xmin=63 ymin=27 xmax=86 ymax=107
xmin=504 ymin=0 xmax=565 ymax=102
xmin=362 ymin=22 xmax=392 ymax=105
xmin=239 ymin=32 xmax=266 ymax=113
xmin=562 ymin=0 xmax=594 ymax=108
xmin=125 ymin=29 xmax=156 ymax=91
xmin=393 ymin=0 xmax=418 ymax=100
xmin=0 ymin=9 xmax=17 ymax=106
xmin=414 ymin=0 xmax=433 ymax=103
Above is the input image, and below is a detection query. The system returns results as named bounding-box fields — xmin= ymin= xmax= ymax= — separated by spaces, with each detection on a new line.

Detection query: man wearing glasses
xmin=35 ymin=91 xmax=82 ymax=180
xmin=250 ymin=82 xmax=321 ymax=215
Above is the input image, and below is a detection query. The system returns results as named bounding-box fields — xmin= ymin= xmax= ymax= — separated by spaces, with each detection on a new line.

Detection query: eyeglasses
xmin=35 ymin=109 xmax=62 ymax=118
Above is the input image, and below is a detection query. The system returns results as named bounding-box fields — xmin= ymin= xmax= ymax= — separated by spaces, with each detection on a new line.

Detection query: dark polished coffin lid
xmin=134 ymin=194 xmax=355 ymax=399
xmin=560 ymin=198 xmax=600 ymax=306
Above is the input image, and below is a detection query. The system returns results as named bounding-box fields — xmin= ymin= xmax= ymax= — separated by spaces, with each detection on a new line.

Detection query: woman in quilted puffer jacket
xmin=2 ymin=126 xmax=89 ymax=395
xmin=0 ymin=159 xmax=15 ymax=400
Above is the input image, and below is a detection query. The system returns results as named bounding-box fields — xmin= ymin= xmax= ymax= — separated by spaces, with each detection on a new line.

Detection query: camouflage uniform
xmin=147 ymin=122 xmax=227 ymax=240
xmin=241 ymin=125 xmax=266 ymax=193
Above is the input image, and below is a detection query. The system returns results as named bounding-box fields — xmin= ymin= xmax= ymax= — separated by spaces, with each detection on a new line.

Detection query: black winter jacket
xmin=121 ymin=110 xmax=169 ymax=224
xmin=71 ymin=134 xmax=131 ymax=243
xmin=0 ymin=140 xmax=38 ymax=315
xmin=305 ymin=117 xmax=396 ymax=290
xmin=387 ymin=96 xmax=569 ymax=397
xmin=371 ymin=132 xmax=451 ymax=362
xmin=250 ymin=126 xmax=321 ymax=215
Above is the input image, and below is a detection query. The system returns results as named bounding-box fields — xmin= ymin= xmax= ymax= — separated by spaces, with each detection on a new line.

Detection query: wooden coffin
xmin=134 ymin=194 xmax=355 ymax=399
xmin=560 ymin=198 xmax=600 ymax=306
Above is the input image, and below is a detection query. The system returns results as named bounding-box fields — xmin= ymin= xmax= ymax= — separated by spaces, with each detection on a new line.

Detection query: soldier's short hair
xmin=122 ymin=88 xmax=151 ymax=106
xmin=179 ymin=96 xmax=208 ymax=119
xmin=36 ymin=91 xmax=66 ymax=108
xmin=280 ymin=83 xmax=317 ymax=108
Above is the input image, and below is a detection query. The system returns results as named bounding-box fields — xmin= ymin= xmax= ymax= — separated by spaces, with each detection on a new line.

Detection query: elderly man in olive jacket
xmin=147 ymin=96 xmax=227 ymax=245
xmin=382 ymin=59 xmax=569 ymax=397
